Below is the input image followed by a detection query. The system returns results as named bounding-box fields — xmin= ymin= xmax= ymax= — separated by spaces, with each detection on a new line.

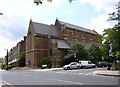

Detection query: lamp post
xmin=74 ymin=52 xmax=76 ymax=62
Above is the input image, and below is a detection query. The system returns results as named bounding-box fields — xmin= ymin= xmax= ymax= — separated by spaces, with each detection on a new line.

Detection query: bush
xmin=40 ymin=57 xmax=51 ymax=68
xmin=62 ymin=54 xmax=74 ymax=66
xmin=1 ymin=64 xmax=11 ymax=70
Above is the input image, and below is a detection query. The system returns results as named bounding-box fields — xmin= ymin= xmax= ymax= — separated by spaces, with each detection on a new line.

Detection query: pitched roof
xmin=32 ymin=22 xmax=60 ymax=37
xmin=58 ymin=20 xmax=98 ymax=35
xmin=51 ymin=39 xmax=70 ymax=49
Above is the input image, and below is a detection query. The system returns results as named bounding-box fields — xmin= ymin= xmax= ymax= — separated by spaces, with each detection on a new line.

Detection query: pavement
xmin=93 ymin=70 xmax=120 ymax=77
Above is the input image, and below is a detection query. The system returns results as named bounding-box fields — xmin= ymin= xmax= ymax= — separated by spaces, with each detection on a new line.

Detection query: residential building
xmin=8 ymin=37 xmax=26 ymax=67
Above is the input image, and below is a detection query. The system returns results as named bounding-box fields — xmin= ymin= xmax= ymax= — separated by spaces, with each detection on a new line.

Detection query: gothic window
xmin=86 ymin=34 xmax=89 ymax=42
xmin=78 ymin=33 xmax=82 ymax=41
xmin=68 ymin=31 xmax=73 ymax=40
xmin=61 ymin=24 xmax=65 ymax=31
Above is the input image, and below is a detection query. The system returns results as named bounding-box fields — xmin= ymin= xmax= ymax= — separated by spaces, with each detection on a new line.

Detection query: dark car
xmin=96 ymin=61 xmax=108 ymax=67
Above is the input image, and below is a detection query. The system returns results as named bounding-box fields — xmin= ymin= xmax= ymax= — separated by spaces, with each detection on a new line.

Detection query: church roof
xmin=58 ymin=20 xmax=98 ymax=35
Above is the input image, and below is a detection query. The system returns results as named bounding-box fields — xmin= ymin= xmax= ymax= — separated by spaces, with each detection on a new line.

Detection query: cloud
xmin=0 ymin=0 xmax=32 ymax=41
xmin=0 ymin=15 xmax=29 ymax=40
xmin=87 ymin=14 xmax=115 ymax=34
xmin=0 ymin=37 xmax=20 ymax=58
xmin=79 ymin=0 xmax=119 ymax=13
xmin=81 ymin=0 xmax=119 ymax=34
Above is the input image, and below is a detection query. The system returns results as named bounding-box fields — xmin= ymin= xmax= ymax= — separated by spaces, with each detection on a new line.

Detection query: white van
xmin=79 ymin=60 xmax=96 ymax=68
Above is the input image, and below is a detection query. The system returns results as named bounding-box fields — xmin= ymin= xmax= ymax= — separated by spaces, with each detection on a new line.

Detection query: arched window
xmin=61 ymin=24 xmax=66 ymax=31
xmin=78 ymin=33 xmax=82 ymax=41
xmin=86 ymin=34 xmax=89 ymax=42
xmin=68 ymin=31 xmax=73 ymax=40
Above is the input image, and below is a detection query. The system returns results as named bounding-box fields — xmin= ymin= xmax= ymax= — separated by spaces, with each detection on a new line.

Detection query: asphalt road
xmin=0 ymin=68 xmax=119 ymax=86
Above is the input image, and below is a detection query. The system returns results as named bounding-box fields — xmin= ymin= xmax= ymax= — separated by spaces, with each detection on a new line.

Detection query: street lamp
xmin=74 ymin=52 xmax=76 ymax=62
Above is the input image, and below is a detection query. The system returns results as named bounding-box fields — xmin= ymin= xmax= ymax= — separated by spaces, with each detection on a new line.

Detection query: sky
xmin=0 ymin=0 xmax=119 ymax=58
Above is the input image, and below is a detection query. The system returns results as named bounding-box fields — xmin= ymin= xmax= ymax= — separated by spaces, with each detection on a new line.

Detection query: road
xmin=0 ymin=68 xmax=119 ymax=86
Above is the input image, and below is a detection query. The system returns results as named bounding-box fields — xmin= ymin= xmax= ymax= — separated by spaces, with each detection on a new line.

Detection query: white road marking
xmin=22 ymin=74 xmax=32 ymax=77
xmin=46 ymin=78 xmax=83 ymax=85
xmin=78 ymin=73 xmax=82 ymax=75
xmin=84 ymin=74 xmax=89 ymax=75
xmin=56 ymin=71 xmax=90 ymax=76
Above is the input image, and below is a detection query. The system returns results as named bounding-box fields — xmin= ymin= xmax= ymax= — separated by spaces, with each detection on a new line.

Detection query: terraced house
xmin=8 ymin=37 xmax=26 ymax=67
xmin=26 ymin=19 xmax=101 ymax=68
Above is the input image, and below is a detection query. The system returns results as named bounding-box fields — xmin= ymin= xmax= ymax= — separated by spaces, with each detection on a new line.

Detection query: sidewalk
xmin=31 ymin=68 xmax=63 ymax=72
xmin=93 ymin=70 xmax=120 ymax=77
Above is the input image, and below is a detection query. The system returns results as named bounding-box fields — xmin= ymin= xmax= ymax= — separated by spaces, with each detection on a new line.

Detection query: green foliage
xmin=70 ymin=42 xmax=88 ymax=60
xmin=62 ymin=53 xmax=74 ymax=65
xmin=1 ymin=64 xmax=11 ymax=70
xmin=108 ymin=4 xmax=119 ymax=23
xmin=100 ymin=44 xmax=109 ymax=61
xmin=34 ymin=0 xmax=76 ymax=5
xmin=62 ymin=43 xmax=88 ymax=65
xmin=18 ymin=52 xmax=25 ymax=67
xmin=40 ymin=57 xmax=51 ymax=67
xmin=88 ymin=43 xmax=102 ymax=63
xmin=102 ymin=26 xmax=120 ymax=54
xmin=115 ymin=51 xmax=120 ymax=59
xmin=101 ymin=3 xmax=120 ymax=62
xmin=98 ymin=35 xmax=103 ymax=43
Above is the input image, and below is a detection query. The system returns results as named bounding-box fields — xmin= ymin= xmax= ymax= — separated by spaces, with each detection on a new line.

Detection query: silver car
xmin=63 ymin=62 xmax=80 ymax=70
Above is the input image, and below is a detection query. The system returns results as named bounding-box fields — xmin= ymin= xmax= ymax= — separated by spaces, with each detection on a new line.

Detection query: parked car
xmin=63 ymin=62 xmax=80 ymax=70
xmin=79 ymin=60 xmax=96 ymax=68
xmin=96 ymin=61 xmax=108 ymax=67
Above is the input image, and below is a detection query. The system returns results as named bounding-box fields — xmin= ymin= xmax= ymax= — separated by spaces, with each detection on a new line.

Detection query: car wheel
xmin=67 ymin=67 xmax=70 ymax=70
xmin=80 ymin=66 xmax=83 ymax=69
xmin=77 ymin=66 xmax=80 ymax=69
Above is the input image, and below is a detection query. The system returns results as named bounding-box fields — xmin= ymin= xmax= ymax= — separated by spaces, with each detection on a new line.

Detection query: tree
xmin=100 ymin=44 xmax=112 ymax=62
xmin=102 ymin=26 xmax=120 ymax=62
xmin=115 ymin=51 xmax=120 ymax=60
xmin=70 ymin=42 xmax=88 ymax=60
xmin=63 ymin=53 xmax=74 ymax=65
xmin=88 ymin=43 xmax=102 ymax=63
xmin=18 ymin=52 xmax=25 ymax=67
xmin=0 ymin=57 xmax=3 ymax=68
xmin=34 ymin=0 xmax=76 ymax=5
xmin=108 ymin=1 xmax=120 ymax=26
xmin=102 ymin=2 xmax=120 ymax=62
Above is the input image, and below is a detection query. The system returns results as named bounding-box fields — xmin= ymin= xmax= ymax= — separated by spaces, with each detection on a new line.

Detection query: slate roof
xmin=32 ymin=22 xmax=60 ymax=37
xmin=58 ymin=20 xmax=98 ymax=35
xmin=51 ymin=39 xmax=70 ymax=49
xmin=66 ymin=40 xmax=102 ymax=49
